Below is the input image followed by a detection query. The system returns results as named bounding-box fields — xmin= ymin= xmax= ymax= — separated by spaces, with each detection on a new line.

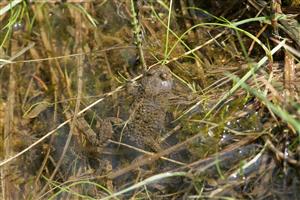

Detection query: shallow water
xmin=1 ymin=0 xmax=300 ymax=199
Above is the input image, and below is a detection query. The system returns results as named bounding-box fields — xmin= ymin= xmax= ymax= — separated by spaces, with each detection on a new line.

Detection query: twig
xmin=107 ymin=132 xmax=203 ymax=179
xmin=266 ymin=139 xmax=300 ymax=166
xmin=109 ymin=139 xmax=185 ymax=166
xmin=0 ymin=43 xmax=35 ymax=69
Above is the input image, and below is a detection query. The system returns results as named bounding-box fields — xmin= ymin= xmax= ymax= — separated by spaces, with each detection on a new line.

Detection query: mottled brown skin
xmin=88 ymin=65 xmax=174 ymax=153
xmin=123 ymin=65 xmax=174 ymax=151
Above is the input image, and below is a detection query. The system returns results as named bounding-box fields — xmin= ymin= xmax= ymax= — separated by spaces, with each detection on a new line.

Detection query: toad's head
xmin=141 ymin=65 xmax=173 ymax=96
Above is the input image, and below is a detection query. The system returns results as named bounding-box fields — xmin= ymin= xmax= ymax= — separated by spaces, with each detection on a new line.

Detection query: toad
xmin=82 ymin=65 xmax=174 ymax=153
xmin=122 ymin=64 xmax=174 ymax=152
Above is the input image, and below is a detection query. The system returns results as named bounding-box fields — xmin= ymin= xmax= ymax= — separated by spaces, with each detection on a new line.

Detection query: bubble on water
xmin=239 ymin=149 xmax=243 ymax=155
xmin=13 ymin=22 xmax=24 ymax=31
xmin=220 ymin=134 xmax=230 ymax=143
xmin=230 ymin=174 xmax=237 ymax=180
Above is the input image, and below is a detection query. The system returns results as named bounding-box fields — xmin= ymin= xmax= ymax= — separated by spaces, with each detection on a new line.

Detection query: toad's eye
xmin=160 ymin=73 xmax=168 ymax=80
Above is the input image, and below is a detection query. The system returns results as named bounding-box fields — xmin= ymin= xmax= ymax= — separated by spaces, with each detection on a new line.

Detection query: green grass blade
xmin=0 ymin=0 xmax=22 ymax=16
xmin=101 ymin=172 xmax=188 ymax=200
xmin=163 ymin=0 xmax=173 ymax=64
xmin=204 ymin=39 xmax=286 ymax=118
xmin=228 ymin=74 xmax=300 ymax=133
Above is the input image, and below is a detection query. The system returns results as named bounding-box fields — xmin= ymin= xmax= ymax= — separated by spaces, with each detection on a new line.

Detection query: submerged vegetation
xmin=0 ymin=0 xmax=300 ymax=199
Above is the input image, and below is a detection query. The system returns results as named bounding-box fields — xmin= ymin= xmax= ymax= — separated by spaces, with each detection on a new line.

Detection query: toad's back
xmin=124 ymin=65 xmax=174 ymax=151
